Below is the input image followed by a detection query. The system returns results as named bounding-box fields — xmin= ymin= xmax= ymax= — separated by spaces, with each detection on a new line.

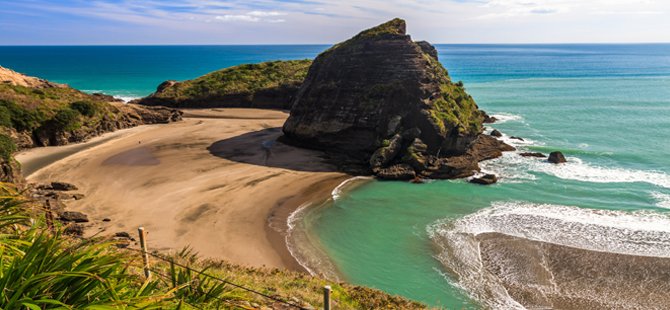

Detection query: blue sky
xmin=1 ymin=0 xmax=669 ymax=45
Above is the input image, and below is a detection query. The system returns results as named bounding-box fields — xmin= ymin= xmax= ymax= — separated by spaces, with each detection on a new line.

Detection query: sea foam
xmin=651 ymin=191 xmax=670 ymax=209
xmin=480 ymin=144 xmax=670 ymax=189
xmin=331 ymin=176 xmax=372 ymax=200
xmin=490 ymin=113 xmax=523 ymax=124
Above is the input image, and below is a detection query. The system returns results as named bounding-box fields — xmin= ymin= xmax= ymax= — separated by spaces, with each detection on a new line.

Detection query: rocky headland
xmin=134 ymin=60 xmax=311 ymax=109
xmin=282 ymin=18 xmax=514 ymax=180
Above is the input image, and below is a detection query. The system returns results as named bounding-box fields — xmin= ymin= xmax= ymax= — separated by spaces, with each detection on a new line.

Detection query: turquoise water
xmin=298 ymin=45 xmax=670 ymax=308
xmin=3 ymin=44 xmax=670 ymax=308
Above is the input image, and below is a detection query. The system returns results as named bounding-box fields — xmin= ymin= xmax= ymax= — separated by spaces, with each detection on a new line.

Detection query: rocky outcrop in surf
xmin=282 ymin=18 xmax=513 ymax=180
xmin=134 ymin=60 xmax=311 ymax=109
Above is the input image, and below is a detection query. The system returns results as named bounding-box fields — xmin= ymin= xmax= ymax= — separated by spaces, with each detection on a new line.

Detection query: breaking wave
xmin=490 ymin=113 xmax=524 ymax=124
xmin=651 ymin=191 xmax=670 ymax=209
xmin=481 ymin=151 xmax=670 ymax=189
xmin=331 ymin=176 xmax=372 ymax=200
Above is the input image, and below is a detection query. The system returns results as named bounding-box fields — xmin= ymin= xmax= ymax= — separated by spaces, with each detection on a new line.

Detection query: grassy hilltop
xmin=136 ymin=60 xmax=312 ymax=109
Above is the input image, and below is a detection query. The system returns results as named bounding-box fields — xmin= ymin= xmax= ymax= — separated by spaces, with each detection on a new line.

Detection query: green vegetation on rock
xmin=185 ymin=60 xmax=310 ymax=95
xmin=354 ymin=18 xmax=406 ymax=39
xmin=0 ymin=84 xmax=116 ymax=134
xmin=0 ymin=134 xmax=16 ymax=160
xmin=140 ymin=60 xmax=312 ymax=108
xmin=0 ymin=106 xmax=10 ymax=128
xmin=51 ymin=107 xmax=82 ymax=131
xmin=70 ymin=100 xmax=100 ymax=117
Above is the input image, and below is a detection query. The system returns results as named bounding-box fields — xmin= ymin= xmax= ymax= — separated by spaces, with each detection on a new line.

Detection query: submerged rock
xmin=548 ymin=151 xmax=567 ymax=164
xmin=519 ymin=152 xmax=546 ymax=158
xmin=282 ymin=18 xmax=513 ymax=180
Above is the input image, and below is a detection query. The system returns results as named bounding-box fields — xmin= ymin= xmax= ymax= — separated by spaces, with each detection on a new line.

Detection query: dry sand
xmin=19 ymin=108 xmax=348 ymax=270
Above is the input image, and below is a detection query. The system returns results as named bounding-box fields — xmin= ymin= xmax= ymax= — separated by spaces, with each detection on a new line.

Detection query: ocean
xmin=3 ymin=44 xmax=670 ymax=308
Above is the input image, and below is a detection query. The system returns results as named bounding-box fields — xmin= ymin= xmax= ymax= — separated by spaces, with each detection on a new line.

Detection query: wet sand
xmin=21 ymin=108 xmax=348 ymax=270
xmin=478 ymin=232 xmax=670 ymax=309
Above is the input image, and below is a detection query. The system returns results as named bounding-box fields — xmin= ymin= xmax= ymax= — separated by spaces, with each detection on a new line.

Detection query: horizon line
xmin=1 ymin=42 xmax=670 ymax=47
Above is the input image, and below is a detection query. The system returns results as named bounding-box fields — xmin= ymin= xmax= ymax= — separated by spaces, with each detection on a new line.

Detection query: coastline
xmin=285 ymin=176 xmax=374 ymax=279
xmin=19 ymin=108 xmax=348 ymax=271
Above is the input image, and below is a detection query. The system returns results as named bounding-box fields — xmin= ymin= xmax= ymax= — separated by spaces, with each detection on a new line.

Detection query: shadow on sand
xmin=207 ymin=127 xmax=337 ymax=173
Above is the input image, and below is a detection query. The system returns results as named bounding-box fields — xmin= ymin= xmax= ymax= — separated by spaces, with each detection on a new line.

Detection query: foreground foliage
xmin=0 ymin=184 xmax=426 ymax=309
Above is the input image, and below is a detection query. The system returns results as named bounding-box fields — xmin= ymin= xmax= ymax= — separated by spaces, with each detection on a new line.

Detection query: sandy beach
xmin=18 ymin=108 xmax=348 ymax=270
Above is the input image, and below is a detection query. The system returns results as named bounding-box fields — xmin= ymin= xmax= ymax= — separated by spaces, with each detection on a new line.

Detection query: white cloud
xmin=2 ymin=0 xmax=669 ymax=44
xmin=215 ymin=14 xmax=260 ymax=22
xmin=248 ymin=11 xmax=286 ymax=17
xmin=215 ymin=11 xmax=287 ymax=23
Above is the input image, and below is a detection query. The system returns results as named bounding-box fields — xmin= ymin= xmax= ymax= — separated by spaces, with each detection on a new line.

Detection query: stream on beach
xmin=4 ymin=44 xmax=670 ymax=309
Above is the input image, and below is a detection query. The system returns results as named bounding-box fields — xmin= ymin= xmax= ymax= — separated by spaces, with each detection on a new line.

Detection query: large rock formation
xmin=134 ymin=60 xmax=311 ymax=109
xmin=282 ymin=18 xmax=513 ymax=179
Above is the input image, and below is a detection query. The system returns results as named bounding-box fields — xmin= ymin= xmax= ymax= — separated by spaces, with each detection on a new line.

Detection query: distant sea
xmin=3 ymin=44 xmax=670 ymax=308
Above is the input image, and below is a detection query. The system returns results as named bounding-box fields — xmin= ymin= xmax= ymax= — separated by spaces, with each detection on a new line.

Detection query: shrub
xmin=0 ymin=99 xmax=47 ymax=132
xmin=0 ymin=106 xmax=10 ymax=128
xmin=52 ymin=108 xmax=81 ymax=131
xmin=0 ymin=134 xmax=16 ymax=160
xmin=70 ymin=100 xmax=99 ymax=117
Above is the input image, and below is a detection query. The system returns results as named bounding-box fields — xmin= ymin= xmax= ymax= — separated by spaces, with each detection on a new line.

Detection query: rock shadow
xmin=207 ymin=127 xmax=338 ymax=173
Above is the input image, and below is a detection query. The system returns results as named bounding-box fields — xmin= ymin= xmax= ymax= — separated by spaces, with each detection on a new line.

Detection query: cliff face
xmin=135 ymin=60 xmax=311 ymax=109
xmin=283 ymin=19 xmax=511 ymax=179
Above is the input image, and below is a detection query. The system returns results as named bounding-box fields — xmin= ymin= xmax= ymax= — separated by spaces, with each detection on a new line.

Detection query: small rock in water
xmin=548 ymin=151 xmax=567 ymax=164
xmin=483 ymin=112 xmax=497 ymax=124
xmin=510 ymin=136 xmax=525 ymax=141
xmin=519 ymin=152 xmax=546 ymax=158
xmin=490 ymin=129 xmax=503 ymax=137
xmin=469 ymin=174 xmax=498 ymax=185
